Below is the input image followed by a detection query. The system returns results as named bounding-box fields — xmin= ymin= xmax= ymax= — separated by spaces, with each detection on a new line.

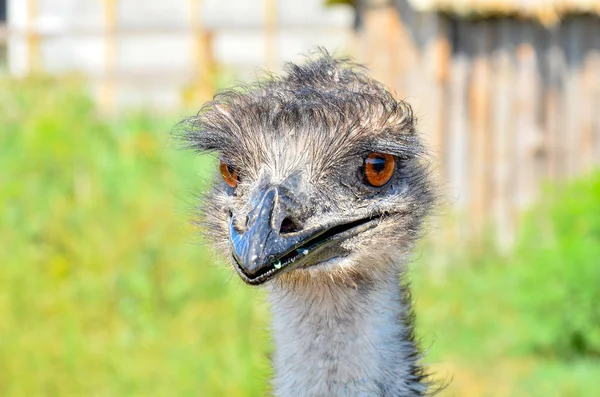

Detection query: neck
xmin=268 ymin=266 xmax=427 ymax=397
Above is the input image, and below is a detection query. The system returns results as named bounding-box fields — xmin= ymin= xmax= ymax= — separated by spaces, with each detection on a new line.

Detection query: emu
xmin=182 ymin=52 xmax=436 ymax=396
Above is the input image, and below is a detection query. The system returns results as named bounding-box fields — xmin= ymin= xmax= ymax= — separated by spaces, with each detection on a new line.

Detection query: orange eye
xmin=220 ymin=161 xmax=239 ymax=188
xmin=363 ymin=152 xmax=395 ymax=187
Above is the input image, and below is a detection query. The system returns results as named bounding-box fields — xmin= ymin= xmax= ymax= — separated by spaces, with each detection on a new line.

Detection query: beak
xmin=229 ymin=187 xmax=380 ymax=285
xmin=229 ymin=187 xmax=316 ymax=285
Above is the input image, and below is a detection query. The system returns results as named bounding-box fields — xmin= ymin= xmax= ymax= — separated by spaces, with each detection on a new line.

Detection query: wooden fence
xmin=3 ymin=0 xmax=352 ymax=110
xmin=3 ymin=0 xmax=216 ymax=110
xmin=358 ymin=5 xmax=600 ymax=248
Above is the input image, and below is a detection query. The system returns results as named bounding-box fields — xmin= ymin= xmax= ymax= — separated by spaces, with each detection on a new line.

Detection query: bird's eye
xmin=363 ymin=152 xmax=395 ymax=187
xmin=219 ymin=160 xmax=240 ymax=188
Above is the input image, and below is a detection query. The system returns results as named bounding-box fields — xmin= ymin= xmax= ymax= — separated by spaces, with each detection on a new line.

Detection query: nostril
xmin=279 ymin=217 xmax=302 ymax=234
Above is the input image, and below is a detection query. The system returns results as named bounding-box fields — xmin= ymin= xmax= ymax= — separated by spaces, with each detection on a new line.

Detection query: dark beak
xmin=229 ymin=187 xmax=318 ymax=285
xmin=229 ymin=187 xmax=379 ymax=285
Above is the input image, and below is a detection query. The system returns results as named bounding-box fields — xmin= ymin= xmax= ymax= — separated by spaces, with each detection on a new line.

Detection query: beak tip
xmin=233 ymin=252 xmax=265 ymax=279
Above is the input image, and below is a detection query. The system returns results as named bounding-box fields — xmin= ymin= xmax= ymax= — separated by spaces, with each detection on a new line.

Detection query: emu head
xmin=183 ymin=54 xmax=434 ymax=287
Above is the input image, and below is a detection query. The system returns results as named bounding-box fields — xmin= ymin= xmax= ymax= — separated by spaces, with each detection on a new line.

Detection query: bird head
xmin=182 ymin=53 xmax=434 ymax=287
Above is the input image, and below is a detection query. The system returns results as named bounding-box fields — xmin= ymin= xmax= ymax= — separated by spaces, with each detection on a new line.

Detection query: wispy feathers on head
xmin=179 ymin=50 xmax=422 ymax=180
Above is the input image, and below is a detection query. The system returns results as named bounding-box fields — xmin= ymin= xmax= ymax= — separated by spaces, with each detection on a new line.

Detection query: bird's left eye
xmin=363 ymin=152 xmax=395 ymax=187
xmin=220 ymin=160 xmax=240 ymax=188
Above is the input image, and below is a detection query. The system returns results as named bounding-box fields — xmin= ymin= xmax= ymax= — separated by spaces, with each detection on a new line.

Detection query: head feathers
xmin=180 ymin=51 xmax=422 ymax=179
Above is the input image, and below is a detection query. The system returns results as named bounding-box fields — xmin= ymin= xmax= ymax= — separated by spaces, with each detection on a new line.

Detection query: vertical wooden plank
xmin=26 ymin=0 xmax=39 ymax=73
xmin=447 ymin=20 xmax=471 ymax=239
xmin=387 ymin=8 xmax=403 ymax=92
xmin=434 ymin=18 xmax=451 ymax=168
xmin=468 ymin=20 xmax=492 ymax=237
xmin=514 ymin=22 xmax=541 ymax=216
xmin=264 ymin=0 xmax=278 ymax=70
xmin=426 ymin=15 xmax=451 ymax=184
xmin=0 ymin=26 xmax=7 ymax=64
xmin=393 ymin=0 xmax=420 ymax=97
xmin=563 ymin=17 xmax=583 ymax=178
xmin=593 ymin=18 xmax=600 ymax=166
xmin=533 ymin=24 xmax=548 ymax=186
xmin=414 ymin=13 xmax=450 ymax=161
xmin=544 ymin=24 xmax=566 ymax=182
xmin=358 ymin=6 xmax=409 ymax=93
xmin=580 ymin=16 xmax=598 ymax=173
xmin=189 ymin=0 xmax=214 ymax=104
xmin=100 ymin=0 xmax=117 ymax=112
xmin=492 ymin=18 xmax=517 ymax=251
xmin=419 ymin=14 xmax=451 ymax=267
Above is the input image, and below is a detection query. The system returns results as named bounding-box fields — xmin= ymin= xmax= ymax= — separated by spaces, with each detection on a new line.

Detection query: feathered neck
xmin=267 ymin=265 xmax=428 ymax=397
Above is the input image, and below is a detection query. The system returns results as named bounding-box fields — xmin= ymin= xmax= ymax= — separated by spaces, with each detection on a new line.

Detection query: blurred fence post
xmin=26 ymin=0 xmax=39 ymax=73
xmin=264 ymin=0 xmax=278 ymax=70
xmin=189 ymin=0 xmax=214 ymax=104
xmin=0 ymin=23 xmax=7 ymax=65
xmin=101 ymin=0 xmax=118 ymax=112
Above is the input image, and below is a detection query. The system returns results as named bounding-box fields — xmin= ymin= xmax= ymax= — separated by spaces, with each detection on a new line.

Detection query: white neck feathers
xmin=268 ymin=269 xmax=426 ymax=397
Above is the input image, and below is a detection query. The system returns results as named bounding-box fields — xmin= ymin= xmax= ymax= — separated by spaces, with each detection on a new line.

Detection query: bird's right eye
xmin=219 ymin=161 xmax=240 ymax=188
xmin=362 ymin=152 xmax=395 ymax=187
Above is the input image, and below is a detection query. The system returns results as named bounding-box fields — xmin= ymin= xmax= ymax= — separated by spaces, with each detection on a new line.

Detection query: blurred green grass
xmin=415 ymin=170 xmax=600 ymax=396
xmin=0 ymin=77 xmax=271 ymax=396
xmin=1 ymin=76 xmax=598 ymax=396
